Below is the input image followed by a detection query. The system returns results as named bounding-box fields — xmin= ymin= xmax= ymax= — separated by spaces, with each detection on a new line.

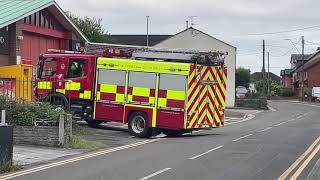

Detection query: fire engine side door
xmin=94 ymin=69 xmax=126 ymax=122
xmin=63 ymin=57 xmax=93 ymax=100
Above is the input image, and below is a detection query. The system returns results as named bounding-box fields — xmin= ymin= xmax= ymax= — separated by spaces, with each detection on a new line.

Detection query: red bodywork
xmin=37 ymin=54 xmax=97 ymax=100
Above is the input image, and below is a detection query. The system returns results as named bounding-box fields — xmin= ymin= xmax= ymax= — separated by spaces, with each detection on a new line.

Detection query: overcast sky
xmin=56 ymin=0 xmax=320 ymax=75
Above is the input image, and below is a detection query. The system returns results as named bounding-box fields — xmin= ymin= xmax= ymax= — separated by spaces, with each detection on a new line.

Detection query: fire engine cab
xmin=36 ymin=47 xmax=227 ymax=138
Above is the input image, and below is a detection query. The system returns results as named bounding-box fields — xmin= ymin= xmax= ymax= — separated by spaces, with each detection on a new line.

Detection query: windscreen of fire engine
xmin=98 ymin=69 xmax=126 ymax=86
xmin=41 ymin=58 xmax=57 ymax=78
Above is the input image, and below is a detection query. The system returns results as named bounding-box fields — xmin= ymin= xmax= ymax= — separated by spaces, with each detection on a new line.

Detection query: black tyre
xmin=163 ymin=129 xmax=184 ymax=137
xmin=85 ymin=117 xmax=103 ymax=128
xmin=49 ymin=94 xmax=69 ymax=111
xmin=128 ymin=112 xmax=152 ymax=138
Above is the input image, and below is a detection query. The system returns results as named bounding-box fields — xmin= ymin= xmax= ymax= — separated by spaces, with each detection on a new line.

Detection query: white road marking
xmin=258 ymin=127 xmax=273 ymax=133
xmin=0 ymin=139 xmax=161 ymax=180
xmin=189 ymin=145 xmax=224 ymax=160
xmin=139 ymin=168 xmax=172 ymax=180
xmin=232 ymin=134 xmax=253 ymax=142
xmin=274 ymin=122 xmax=287 ymax=127
xmin=287 ymin=118 xmax=297 ymax=122
xmin=225 ymin=114 xmax=256 ymax=126
xmin=268 ymin=105 xmax=277 ymax=112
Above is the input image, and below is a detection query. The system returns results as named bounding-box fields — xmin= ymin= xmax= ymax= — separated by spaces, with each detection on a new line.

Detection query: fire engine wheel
xmin=49 ymin=94 xmax=69 ymax=111
xmin=128 ymin=112 xmax=152 ymax=138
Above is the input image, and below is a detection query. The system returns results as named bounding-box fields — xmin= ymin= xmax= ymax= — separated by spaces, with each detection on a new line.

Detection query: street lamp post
xmin=146 ymin=16 xmax=149 ymax=47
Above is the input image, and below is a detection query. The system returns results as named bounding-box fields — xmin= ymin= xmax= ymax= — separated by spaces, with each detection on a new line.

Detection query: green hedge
xmin=0 ymin=96 xmax=62 ymax=126
xmin=236 ymin=98 xmax=268 ymax=110
xmin=281 ymin=88 xmax=295 ymax=97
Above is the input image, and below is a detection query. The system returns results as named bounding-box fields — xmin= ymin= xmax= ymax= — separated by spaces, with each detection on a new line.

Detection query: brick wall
xmin=13 ymin=115 xmax=73 ymax=147
xmin=8 ymin=20 xmax=23 ymax=65
xmin=14 ymin=126 xmax=60 ymax=147
xmin=306 ymin=61 xmax=320 ymax=88
xmin=282 ymin=76 xmax=293 ymax=88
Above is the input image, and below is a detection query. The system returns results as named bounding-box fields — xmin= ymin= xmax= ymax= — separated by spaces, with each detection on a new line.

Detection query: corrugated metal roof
xmin=0 ymin=0 xmax=88 ymax=42
xmin=0 ymin=0 xmax=54 ymax=29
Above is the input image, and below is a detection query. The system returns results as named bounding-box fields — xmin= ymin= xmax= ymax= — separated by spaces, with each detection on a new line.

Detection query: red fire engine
xmin=36 ymin=47 xmax=227 ymax=138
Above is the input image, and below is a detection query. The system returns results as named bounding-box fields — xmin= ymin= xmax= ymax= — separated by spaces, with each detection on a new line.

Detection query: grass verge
xmin=0 ymin=163 xmax=22 ymax=174
xmin=64 ymin=135 xmax=96 ymax=149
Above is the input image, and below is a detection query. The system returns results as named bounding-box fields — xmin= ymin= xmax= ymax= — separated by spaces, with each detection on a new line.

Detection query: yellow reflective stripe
xmin=133 ymin=87 xmax=150 ymax=97
xmin=128 ymin=95 xmax=133 ymax=102
xmin=38 ymin=81 xmax=52 ymax=90
xmin=65 ymin=82 xmax=80 ymax=91
xmin=158 ymin=98 xmax=167 ymax=107
xmin=56 ymin=89 xmax=65 ymax=94
xmin=167 ymin=90 xmax=185 ymax=100
xmin=100 ymin=84 xmax=117 ymax=93
xmin=97 ymin=92 xmax=101 ymax=100
xmin=116 ymin=94 xmax=125 ymax=102
xmin=97 ymin=58 xmax=190 ymax=75
xmin=80 ymin=90 xmax=91 ymax=99
xmin=149 ymin=97 xmax=155 ymax=104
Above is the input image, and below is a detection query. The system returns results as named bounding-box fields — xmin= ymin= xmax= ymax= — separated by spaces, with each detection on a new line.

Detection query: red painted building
xmin=0 ymin=0 xmax=88 ymax=67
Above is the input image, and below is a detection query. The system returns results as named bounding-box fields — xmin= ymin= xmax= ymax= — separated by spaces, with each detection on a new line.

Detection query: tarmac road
xmin=1 ymin=101 xmax=319 ymax=180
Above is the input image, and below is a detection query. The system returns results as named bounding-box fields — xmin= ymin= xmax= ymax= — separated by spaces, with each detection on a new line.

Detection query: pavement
xmin=13 ymin=146 xmax=82 ymax=166
xmin=1 ymin=101 xmax=319 ymax=180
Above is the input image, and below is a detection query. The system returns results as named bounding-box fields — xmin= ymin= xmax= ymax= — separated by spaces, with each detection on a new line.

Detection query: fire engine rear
xmin=36 ymin=47 xmax=227 ymax=138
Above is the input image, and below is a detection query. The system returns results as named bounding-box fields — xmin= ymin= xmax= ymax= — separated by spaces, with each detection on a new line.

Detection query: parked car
xmin=236 ymin=86 xmax=248 ymax=99
xmin=312 ymin=87 xmax=320 ymax=102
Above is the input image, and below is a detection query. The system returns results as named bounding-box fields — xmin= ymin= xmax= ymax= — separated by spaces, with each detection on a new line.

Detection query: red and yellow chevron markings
xmin=187 ymin=64 xmax=227 ymax=129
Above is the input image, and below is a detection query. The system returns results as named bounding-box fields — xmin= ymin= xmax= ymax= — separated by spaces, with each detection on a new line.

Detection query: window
xmin=98 ymin=69 xmax=126 ymax=86
xmin=129 ymin=72 xmax=156 ymax=88
xmin=159 ymin=74 xmax=187 ymax=91
xmin=41 ymin=58 xmax=57 ymax=78
xmin=67 ymin=59 xmax=85 ymax=78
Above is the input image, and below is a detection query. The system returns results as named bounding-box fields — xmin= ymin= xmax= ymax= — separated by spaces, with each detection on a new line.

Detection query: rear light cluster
xmin=102 ymin=49 xmax=132 ymax=58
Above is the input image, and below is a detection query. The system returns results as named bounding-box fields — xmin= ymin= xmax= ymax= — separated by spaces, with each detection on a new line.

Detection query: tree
xmin=67 ymin=12 xmax=109 ymax=43
xmin=255 ymin=80 xmax=281 ymax=97
xmin=235 ymin=67 xmax=251 ymax=88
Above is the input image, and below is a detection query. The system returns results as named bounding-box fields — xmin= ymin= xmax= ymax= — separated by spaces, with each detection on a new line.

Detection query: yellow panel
xmin=158 ymin=98 xmax=167 ymax=107
xmin=128 ymin=95 xmax=133 ymax=102
xmin=56 ymin=89 xmax=66 ymax=94
xmin=0 ymin=64 xmax=33 ymax=101
xmin=149 ymin=97 xmax=155 ymax=104
xmin=133 ymin=87 xmax=150 ymax=97
xmin=83 ymin=90 xmax=91 ymax=99
xmin=167 ymin=90 xmax=186 ymax=100
xmin=38 ymin=81 xmax=52 ymax=90
xmin=100 ymin=84 xmax=117 ymax=93
xmin=116 ymin=94 xmax=125 ymax=102
xmin=65 ymin=82 xmax=80 ymax=91
xmin=97 ymin=58 xmax=190 ymax=75
xmin=97 ymin=92 xmax=101 ymax=100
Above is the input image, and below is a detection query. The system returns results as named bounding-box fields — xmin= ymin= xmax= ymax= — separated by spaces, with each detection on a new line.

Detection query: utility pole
xmin=267 ymin=52 xmax=270 ymax=100
xmin=186 ymin=20 xmax=189 ymax=29
xmin=301 ymin=36 xmax=305 ymax=99
xmin=146 ymin=16 xmax=149 ymax=47
xmin=262 ymin=40 xmax=266 ymax=96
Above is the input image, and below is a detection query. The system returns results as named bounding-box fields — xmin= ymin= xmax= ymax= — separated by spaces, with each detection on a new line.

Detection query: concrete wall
xmin=154 ymin=28 xmax=237 ymax=107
